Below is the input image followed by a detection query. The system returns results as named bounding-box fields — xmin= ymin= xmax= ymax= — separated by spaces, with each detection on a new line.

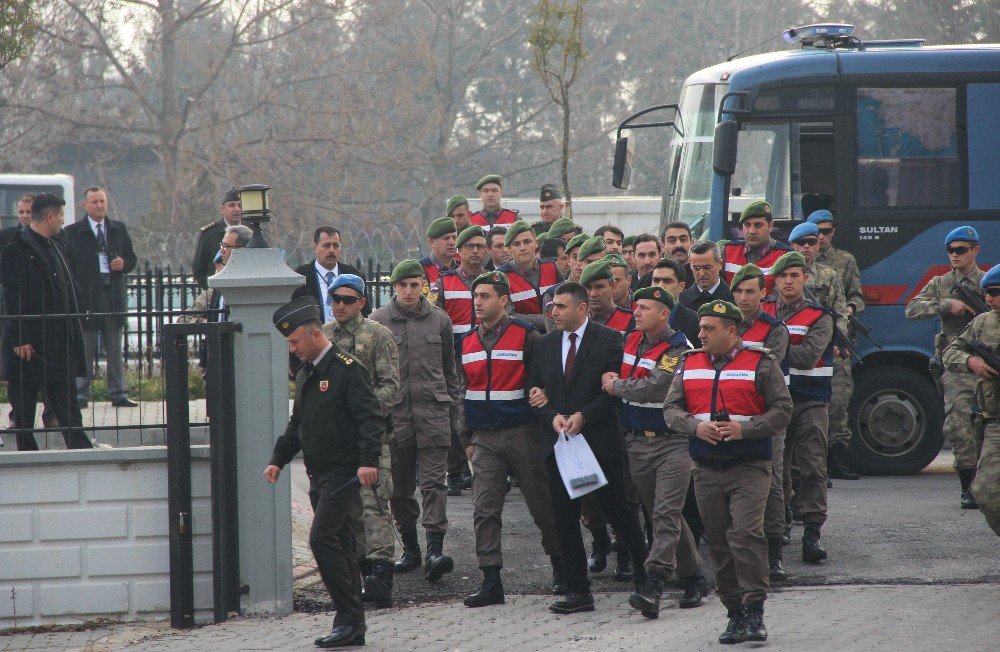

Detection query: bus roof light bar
xmin=782 ymin=23 xmax=856 ymax=48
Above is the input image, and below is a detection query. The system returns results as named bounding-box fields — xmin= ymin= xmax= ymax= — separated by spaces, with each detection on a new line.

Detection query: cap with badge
xmin=457 ymin=225 xmax=486 ymax=248
xmin=476 ymin=174 xmax=503 ymax=190
xmin=980 ymin=263 xmax=1000 ymax=288
xmin=536 ymin=232 xmax=549 ymax=245
xmin=580 ymin=259 xmax=613 ymax=286
xmin=446 ymin=195 xmax=469 ymax=216
xmin=540 ymin=184 xmax=561 ymax=202
xmin=697 ymin=299 xmax=742 ymax=323
xmin=273 ymin=296 xmax=322 ymax=336
xmin=389 ymin=259 xmax=425 ymax=284
xmin=426 ymin=217 xmax=458 ymax=240
xmin=566 ymin=233 xmax=589 ymax=255
xmin=740 ymin=200 xmax=773 ymax=223
xmin=503 ymin=220 xmax=535 ymax=247
xmin=769 ymin=251 xmax=808 ymax=276
xmin=547 ymin=218 xmax=576 ymax=240
xmin=788 ymin=221 xmax=819 ymax=243
xmin=633 ymin=285 xmax=675 ymax=309
xmin=330 ymin=273 xmax=366 ymax=297
xmin=806 ymin=209 xmax=835 ymax=225
xmin=576 ymin=236 xmax=607 ymax=261
xmin=472 ymin=270 xmax=510 ymax=293
xmin=222 ymin=186 xmax=240 ymax=204
xmin=604 ymin=253 xmax=628 ymax=268
xmin=729 ymin=263 xmax=765 ymax=291
xmin=945 ymin=225 xmax=979 ymax=246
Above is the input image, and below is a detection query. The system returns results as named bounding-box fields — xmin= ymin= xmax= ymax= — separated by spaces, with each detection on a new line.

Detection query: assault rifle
xmin=847 ymin=313 xmax=883 ymax=350
xmin=952 ymin=284 xmax=990 ymax=316
xmin=967 ymin=339 xmax=1000 ymax=376
xmin=803 ymin=287 xmax=860 ymax=363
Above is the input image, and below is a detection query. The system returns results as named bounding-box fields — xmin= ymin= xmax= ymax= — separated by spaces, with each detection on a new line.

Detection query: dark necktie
xmin=565 ymin=332 xmax=578 ymax=379
xmin=97 ymin=222 xmax=110 ymax=285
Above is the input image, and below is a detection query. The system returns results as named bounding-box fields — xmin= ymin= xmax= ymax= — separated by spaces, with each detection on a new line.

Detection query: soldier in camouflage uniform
xmin=906 ymin=226 xmax=985 ymax=509
xmin=811 ymin=211 xmax=865 ymax=480
xmin=943 ymin=264 xmax=1000 ymax=536
xmin=323 ymin=274 xmax=401 ymax=607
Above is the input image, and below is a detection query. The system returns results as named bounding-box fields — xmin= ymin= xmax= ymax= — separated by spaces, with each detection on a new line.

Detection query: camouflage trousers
xmin=349 ymin=442 xmax=396 ymax=562
xmin=827 ymin=358 xmax=853 ymax=447
xmin=943 ymin=371 xmax=981 ymax=470
xmin=973 ymin=420 xmax=1000 ymax=537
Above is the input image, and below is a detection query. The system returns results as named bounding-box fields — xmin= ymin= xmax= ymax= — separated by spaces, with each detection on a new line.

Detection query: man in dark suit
xmin=1 ymin=193 xmax=91 ymax=450
xmin=64 ymin=187 xmax=138 ymax=408
xmin=652 ymin=258 xmax=699 ymax=347
xmin=526 ymin=281 xmax=649 ymax=614
xmin=192 ymin=187 xmax=242 ymax=290
xmin=291 ymin=226 xmax=367 ymax=321
xmin=679 ymin=241 xmax=735 ymax=312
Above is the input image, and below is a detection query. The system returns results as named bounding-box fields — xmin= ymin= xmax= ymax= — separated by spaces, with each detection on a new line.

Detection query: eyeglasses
xmin=461 ymin=243 xmax=487 ymax=251
xmin=793 ymin=238 xmax=819 ymax=246
xmin=946 ymin=245 xmax=972 ymax=255
xmin=330 ymin=294 xmax=361 ymax=305
xmin=220 ymin=243 xmax=244 ymax=250
xmin=985 ymin=287 xmax=1000 ymax=297
xmin=818 ymin=228 xmax=834 ymax=235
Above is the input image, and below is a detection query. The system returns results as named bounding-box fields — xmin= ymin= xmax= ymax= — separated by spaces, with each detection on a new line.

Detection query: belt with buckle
xmin=629 ymin=428 xmax=665 ymax=439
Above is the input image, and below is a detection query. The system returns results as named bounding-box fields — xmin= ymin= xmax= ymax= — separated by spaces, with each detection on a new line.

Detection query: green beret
xmin=566 ymin=233 xmax=589 ymax=255
xmin=390 ymin=259 xmax=425 ymax=284
xmin=426 ymin=217 xmax=458 ymax=240
xmin=476 ymin=174 xmax=502 ymax=190
xmin=576 ymin=236 xmax=607 ymax=261
xmin=633 ymin=286 xmax=675 ymax=309
xmin=623 ymin=235 xmax=636 ymax=248
xmin=457 ymin=225 xmax=486 ymax=249
xmin=547 ymin=218 xmax=576 ymax=240
xmin=540 ymin=183 xmax=561 ymax=202
xmin=729 ymin=263 xmax=765 ymax=291
xmin=272 ymin=296 xmax=322 ymax=336
xmin=503 ymin=220 xmax=534 ymax=247
xmin=472 ymin=270 xmax=510 ymax=294
xmin=580 ymin=259 xmax=613 ymax=286
xmin=446 ymin=195 xmax=469 ymax=216
xmin=697 ymin=300 xmax=742 ymax=323
xmin=604 ymin=253 xmax=628 ymax=269
xmin=536 ymin=232 xmax=549 ymax=245
xmin=740 ymin=200 xmax=773 ymax=223
xmin=769 ymin=251 xmax=807 ymax=277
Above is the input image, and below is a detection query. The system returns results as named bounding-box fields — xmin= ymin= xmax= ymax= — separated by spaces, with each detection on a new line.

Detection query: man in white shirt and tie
xmin=292 ymin=226 xmax=366 ymax=322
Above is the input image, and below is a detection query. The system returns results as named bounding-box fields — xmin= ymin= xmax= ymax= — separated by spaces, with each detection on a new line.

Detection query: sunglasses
xmin=986 ymin=287 xmax=1000 ymax=297
xmin=946 ymin=245 xmax=972 ymax=255
xmin=818 ymin=228 xmax=834 ymax=235
xmin=330 ymin=294 xmax=361 ymax=305
xmin=793 ymin=238 xmax=819 ymax=246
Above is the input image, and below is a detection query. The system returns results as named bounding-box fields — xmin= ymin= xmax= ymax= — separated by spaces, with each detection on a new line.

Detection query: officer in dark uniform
xmin=192 ymin=187 xmax=242 ymax=289
xmin=532 ymin=184 xmax=565 ymax=234
xmin=264 ymin=297 xmax=384 ymax=649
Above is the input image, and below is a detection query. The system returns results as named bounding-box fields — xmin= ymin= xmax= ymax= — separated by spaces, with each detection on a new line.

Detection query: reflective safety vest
xmin=762 ymin=299 xmax=832 ymax=402
xmin=740 ymin=311 xmax=790 ymax=385
xmin=682 ymin=348 xmax=772 ymax=460
xmin=440 ymin=270 xmax=476 ymax=352
xmin=470 ymin=208 xmax=519 ymax=231
xmin=461 ymin=321 xmax=533 ymax=430
xmin=600 ymin=307 xmax=634 ymax=336
xmin=619 ymin=330 xmax=688 ymax=432
xmin=722 ymin=240 xmax=793 ymax=294
xmin=420 ymin=256 xmax=458 ymax=285
xmin=501 ymin=259 xmax=560 ymax=314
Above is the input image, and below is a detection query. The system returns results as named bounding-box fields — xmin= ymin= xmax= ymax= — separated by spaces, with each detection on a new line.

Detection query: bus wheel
xmin=847 ymin=366 xmax=944 ymax=476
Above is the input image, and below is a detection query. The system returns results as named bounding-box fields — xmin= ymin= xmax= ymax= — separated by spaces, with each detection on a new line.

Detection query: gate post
xmin=209 ymin=248 xmax=304 ymax=615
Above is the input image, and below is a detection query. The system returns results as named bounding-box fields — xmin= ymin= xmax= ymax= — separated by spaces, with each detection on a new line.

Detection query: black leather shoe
xmin=768 ymin=538 xmax=786 ymax=582
xmin=828 ymin=442 xmax=860 ymax=480
xmin=679 ymin=572 xmax=708 ymax=608
xmin=460 ymin=471 xmax=473 ymax=490
xmin=551 ymin=556 xmax=567 ymax=595
xmin=802 ymin=524 xmax=827 ymax=563
xmin=464 ymin=566 xmax=504 ymax=608
xmin=112 ymin=398 xmax=139 ymax=408
xmin=628 ymin=574 xmax=664 ymax=619
xmin=744 ymin=601 xmax=767 ymax=642
xmin=611 ymin=550 xmax=632 ymax=582
xmin=361 ymin=560 xmax=393 ymax=609
xmin=394 ymin=529 xmax=421 ymax=573
xmin=719 ymin=607 xmax=747 ymax=645
xmin=447 ymin=473 xmax=463 ymax=497
xmin=959 ymin=469 xmax=980 ymax=509
xmin=587 ymin=533 xmax=610 ymax=573
xmin=549 ymin=592 xmax=595 ymax=614
xmin=315 ymin=624 xmax=366 ymax=648
xmin=423 ymin=531 xmax=454 ymax=582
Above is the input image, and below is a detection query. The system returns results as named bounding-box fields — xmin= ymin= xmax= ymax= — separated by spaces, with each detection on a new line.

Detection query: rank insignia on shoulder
xmin=337 ymin=353 xmax=354 ymax=365
xmin=319 ymin=380 xmax=329 ymax=392
xmin=658 ymin=354 xmax=679 ymax=373
xmin=427 ymin=290 xmax=439 ymax=304
xmin=200 ymin=221 xmax=216 ymax=232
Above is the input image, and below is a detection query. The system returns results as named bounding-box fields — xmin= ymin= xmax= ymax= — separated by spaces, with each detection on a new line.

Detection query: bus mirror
xmin=713 ymin=121 xmax=739 ymax=176
xmin=612 ymin=136 xmax=634 ymax=189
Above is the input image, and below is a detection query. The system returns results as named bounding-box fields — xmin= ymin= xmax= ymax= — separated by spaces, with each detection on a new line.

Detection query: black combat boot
xmin=394 ymin=528 xmax=422 ymax=573
xmin=461 ymin=471 xmax=473 ymax=490
xmin=959 ymin=469 xmax=980 ymax=509
xmin=828 ymin=442 xmax=860 ymax=480
xmin=362 ymin=560 xmax=393 ymax=609
xmin=551 ymin=555 xmax=567 ymax=595
xmin=744 ymin=601 xmax=768 ymax=642
xmin=464 ymin=566 xmax=504 ymax=607
xmin=424 ymin=531 xmax=454 ymax=582
xmin=588 ymin=529 xmax=611 ymax=573
xmin=719 ymin=606 xmax=747 ymax=644
xmin=802 ymin=524 xmax=827 ymax=563
xmin=358 ymin=556 xmax=373 ymax=580
xmin=768 ymin=538 xmax=787 ymax=582
xmin=628 ymin=573 xmax=664 ymax=619
xmin=612 ymin=549 xmax=633 ymax=582
xmin=447 ymin=472 xmax=463 ymax=497
xmin=679 ymin=571 xmax=708 ymax=608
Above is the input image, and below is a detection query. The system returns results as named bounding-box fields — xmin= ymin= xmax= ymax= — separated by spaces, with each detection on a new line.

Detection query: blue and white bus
xmin=614 ymin=25 xmax=1000 ymax=474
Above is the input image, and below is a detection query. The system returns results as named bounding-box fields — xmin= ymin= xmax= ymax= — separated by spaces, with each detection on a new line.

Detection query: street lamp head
xmin=237 ymin=183 xmax=271 ymax=248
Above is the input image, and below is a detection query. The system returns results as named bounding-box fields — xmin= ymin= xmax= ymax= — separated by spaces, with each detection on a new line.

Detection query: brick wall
xmin=0 ymin=447 xmax=214 ymax=627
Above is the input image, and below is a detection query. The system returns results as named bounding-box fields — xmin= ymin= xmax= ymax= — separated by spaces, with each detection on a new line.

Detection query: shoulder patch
xmin=682 ymin=348 xmax=705 ymax=356
xmin=336 ymin=352 xmax=356 ymax=366
xmin=200 ymin=221 xmax=218 ymax=232
xmin=658 ymin=354 xmax=680 ymax=373
xmin=511 ymin=317 xmax=535 ymax=332
xmin=426 ymin=290 xmax=439 ymax=304
xmin=744 ymin=344 xmax=776 ymax=360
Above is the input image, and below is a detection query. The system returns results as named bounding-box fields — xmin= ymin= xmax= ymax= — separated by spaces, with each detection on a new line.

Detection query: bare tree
xmin=0 ymin=0 xmax=37 ymax=71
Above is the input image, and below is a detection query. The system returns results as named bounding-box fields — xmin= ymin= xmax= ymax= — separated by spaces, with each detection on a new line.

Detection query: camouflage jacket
xmin=816 ymin=245 xmax=865 ymax=314
xmin=905 ymin=266 xmax=985 ymax=357
xmin=323 ymin=313 xmax=400 ymax=418
xmin=942 ymin=310 xmax=1000 ymax=417
xmin=804 ymin=260 xmax=849 ymax=339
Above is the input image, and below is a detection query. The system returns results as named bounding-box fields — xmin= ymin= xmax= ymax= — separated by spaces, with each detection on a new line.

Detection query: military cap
xmin=330 ymin=273 xmax=365 ymax=296
xmin=390 ymin=259 xmax=425 ymax=283
xmin=729 ymin=263 xmax=765 ymax=291
xmin=576 ymin=236 xmax=607 ymax=261
xmin=806 ymin=209 xmax=835 ymax=225
xmin=273 ymin=296 xmax=322 ymax=336
xmin=540 ymin=183 xmax=562 ymax=202
xmin=945 ymin=225 xmax=979 ymax=246
xmin=740 ymin=200 xmax=773 ymax=223
xmin=788 ymin=221 xmax=819 ymax=243
xmin=457 ymin=225 xmax=486 ymax=249
xmin=633 ymin=285 xmax=674 ymax=309
xmin=222 ymin=186 xmax=240 ymax=204
xmin=503 ymin=220 xmax=535 ymax=247
xmin=980 ymin=263 xmax=1000 ymax=288
xmin=476 ymin=174 xmax=503 ymax=190
xmin=472 ymin=270 xmax=510 ymax=294
xmin=604 ymin=253 xmax=628 ymax=268
xmin=536 ymin=232 xmax=549 ymax=245
xmin=547 ymin=218 xmax=576 ymax=240
xmin=566 ymin=233 xmax=589 ymax=255
xmin=623 ymin=235 xmax=636 ymax=248
xmin=426 ymin=217 xmax=458 ymax=240
xmin=580 ymin=259 xmax=613 ymax=286
xmin=769 ymin=251 xmax=808 ymax=276
xmin=697 ymin=299 xmax=742 ymax=323
xmin=446 ymin=195 xmax=469 ymax=216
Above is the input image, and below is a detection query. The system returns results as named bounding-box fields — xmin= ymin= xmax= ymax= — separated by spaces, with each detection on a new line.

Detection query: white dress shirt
xmin=561 ymin=318 xmax=589 ymax=373
xmin=312 ymin=341 xmax=333 ymax=367
xmin=315 ymin=261 xmax=340 ymax=323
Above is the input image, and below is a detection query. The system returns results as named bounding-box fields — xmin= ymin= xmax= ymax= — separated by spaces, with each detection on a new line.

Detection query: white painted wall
xmin=468 ymin=196 xmax=663 ymax=236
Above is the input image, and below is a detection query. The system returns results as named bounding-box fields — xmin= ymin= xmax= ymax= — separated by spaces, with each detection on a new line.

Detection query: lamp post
xmin=237 ymin=184 xmax=271 ymax=248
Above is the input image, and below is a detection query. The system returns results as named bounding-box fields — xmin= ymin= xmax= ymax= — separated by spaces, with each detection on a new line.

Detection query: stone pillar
xmin=209 ymin=247 xmax=304 ymax=615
